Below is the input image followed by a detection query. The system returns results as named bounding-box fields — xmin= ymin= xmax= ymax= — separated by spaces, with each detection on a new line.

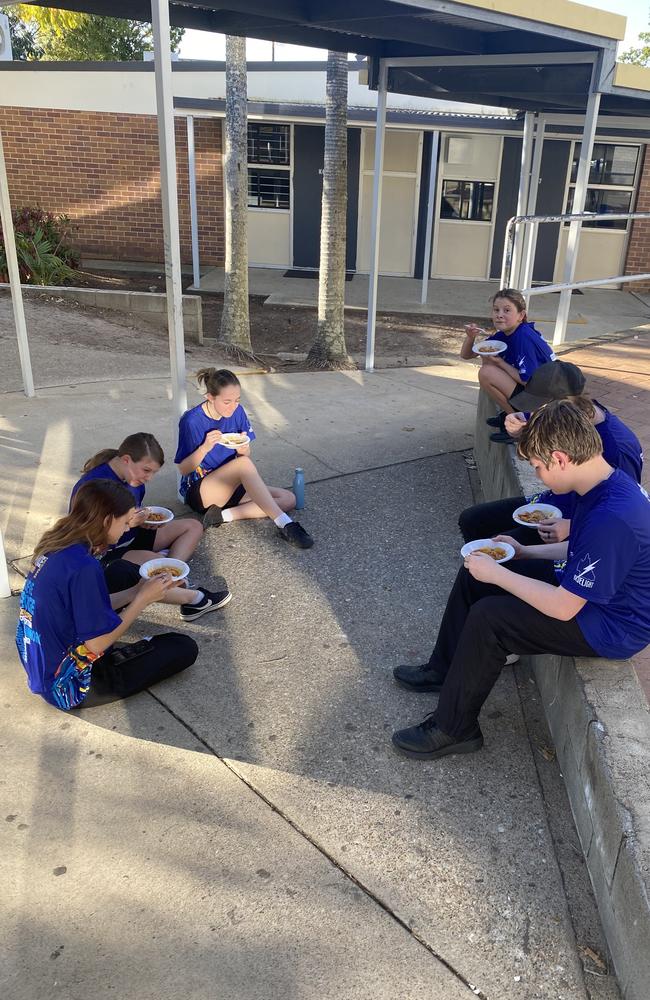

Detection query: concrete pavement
xmin=1 ymin=364 xmax=618 ymax=999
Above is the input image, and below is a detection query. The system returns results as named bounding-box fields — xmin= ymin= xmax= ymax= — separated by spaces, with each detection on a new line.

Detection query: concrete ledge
xmin=474 ymin=389 xmax=650 ymax=1000
xmin=0 ymin=283 xmax=203 ymax=344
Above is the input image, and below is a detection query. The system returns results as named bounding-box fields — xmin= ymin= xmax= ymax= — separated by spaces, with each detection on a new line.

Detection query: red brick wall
xmin=0 ymin=106 xmax=224 ymax=266
xmin=624 ymin=144 xmax=650 ymax=292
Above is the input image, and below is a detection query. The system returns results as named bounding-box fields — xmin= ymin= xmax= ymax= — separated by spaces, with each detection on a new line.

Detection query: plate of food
xmin=460 ymin=539 xmax=515 ymax=564
xmin=512 ymin=502 xmax=563 ymax=527
xmin=143 ymin=506 xmax=174 ymax=525
xmin=139 ymin=557 xmax=190 ymax=581
xmin=219 ymin=432 xmax=250 ymax=449
xmin=472 ymin=339 xmax=507 ymax=357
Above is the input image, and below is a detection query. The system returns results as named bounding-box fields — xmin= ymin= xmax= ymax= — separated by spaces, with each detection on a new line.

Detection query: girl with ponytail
xmin=71 ymin=431 xmax=203 ymax=568
xmin=174 ymin=368 xmax=313 ymax=549
xmin=16 ymin=479 xmax=203 ymax=711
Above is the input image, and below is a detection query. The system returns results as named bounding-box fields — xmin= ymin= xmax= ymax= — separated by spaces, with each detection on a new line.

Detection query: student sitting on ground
xmin=72 ymin=432 xmax=203 ymax=568
xmin=391 ymin=400 xmax=650 ymax=761
xmin=15 ymin=479 xmax=229 ymax=711
xmin=459 ymin=361 xmax=643 ymax=546
xmin=175 ymin=367 xmax=313 ymax=549
xmin=461 ymin=288 xmax=556 ymax=441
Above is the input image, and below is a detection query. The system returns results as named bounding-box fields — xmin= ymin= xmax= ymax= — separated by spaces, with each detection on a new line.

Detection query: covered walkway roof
xmin=24 ymin=0 xmax=650 ymax=115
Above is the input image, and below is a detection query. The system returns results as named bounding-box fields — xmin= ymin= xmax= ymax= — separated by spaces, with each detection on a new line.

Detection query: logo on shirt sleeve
xmin=573 ymin=553 xmax=600 ymax=589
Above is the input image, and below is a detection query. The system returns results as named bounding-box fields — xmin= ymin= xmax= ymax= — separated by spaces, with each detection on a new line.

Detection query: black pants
xmin=458 ymin=495 xmax=537 ymax=545
xmin=87 ymin=633 xmax=199 ymax=700
xmin=426 ymin=560 xmax=596 ymax=739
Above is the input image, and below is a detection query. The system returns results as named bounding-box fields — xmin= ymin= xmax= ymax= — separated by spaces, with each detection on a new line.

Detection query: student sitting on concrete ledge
xmin=392 ymin=399 xmax=650 ymax=762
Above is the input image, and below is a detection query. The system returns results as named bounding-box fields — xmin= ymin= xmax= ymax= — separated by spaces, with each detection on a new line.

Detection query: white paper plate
xmin=143 ymin=505 xmax=174 ymax=526
xmin=219 ymin=433 xmax=250 ymax=450
xmin=512 ymin=503 xmax=563 ymax=527
xmin=460 ymin=539 xmax=515 ymax=564
xmin=139 ymin=557 xmax=190 ymax=581
xmin=472 ymin=339 xmax=507 ymax=356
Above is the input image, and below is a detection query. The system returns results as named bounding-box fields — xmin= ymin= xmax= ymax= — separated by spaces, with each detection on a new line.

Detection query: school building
xmin=1 ymin=58 xmax=649 ymax=288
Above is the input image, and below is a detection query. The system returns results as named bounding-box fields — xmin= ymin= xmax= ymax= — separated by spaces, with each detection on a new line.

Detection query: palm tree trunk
xmin=219 ymin=34 xmax=253 ymax=356
xmin=307 ymin=50 xmax=354 ymax=370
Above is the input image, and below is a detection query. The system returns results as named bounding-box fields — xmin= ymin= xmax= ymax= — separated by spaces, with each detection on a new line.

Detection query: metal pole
xmin=151 ymin=0 xmax=187 ymax=423
xmin=187 ymin=115 xmax=201 ymax=289
xmin=521 ymin=116 xmax=545 ymax=304
xmin=365 ymin=60 xmax=387 ymax=372
xmin=0 ymin=128 xmax=34 ymax=398
xmin=553 ymin=89 xmax=601 ymax=347
xmin=510 ymin=111 xmax=535 ymax=288
xmin=420 ymin=130 xmax=440 ymax=306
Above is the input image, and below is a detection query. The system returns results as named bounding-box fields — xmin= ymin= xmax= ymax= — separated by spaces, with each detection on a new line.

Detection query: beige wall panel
xmin=248 ymin=210 xmax=291 ymax=267
xmin=441 ymin=133 xmax=501 ymax=181
xmin=553 ymin=228 xmax=627 ymax=286
xmin=433 ymin=222 xmax=492 ymax=278
xmin=357 ymin=174 xmax=418 ymax=275
xmin=363 ymin=129 xmax=420 ymax=173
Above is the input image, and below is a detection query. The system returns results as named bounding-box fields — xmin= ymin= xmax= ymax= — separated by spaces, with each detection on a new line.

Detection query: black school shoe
xmin=278 ymin=521 xmax=314 ymax=549
xmin=393 ymin=663 xmax=446 ymax=692
xmin=203 ymin=505 xmax=224 ymax=529
xmin=486 ymin=412 xmax=506 ymax=429
xmin=489 ymin=430 xmax=514 ymax=444
xmin=180 ymin=587 xmax=232 ymax=621
xmin=392 ymin=713 xmax=484 ymax=760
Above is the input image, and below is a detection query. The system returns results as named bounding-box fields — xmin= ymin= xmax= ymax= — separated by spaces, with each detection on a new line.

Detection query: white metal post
xmin=151 ymin=0 xmax=187 ymax=423
xmin=553 ymin=89 xmax=601 ymax=346
xmin=187 ymin=115 xmax=201 ymax=288
xmin=0 ymin=128 xmax=34 ymax=398
xmin=420 ymin=130 xmax=440 ymax=306
xmin=365 ymin=60 xmax=387 ymax=372
xmin=521 ymin=116 xmax=545 ymax=303
xmin=0 ymin=526 xmax=10 ymax=599
xmin=509 ymin=111 xmax=535 ymax=288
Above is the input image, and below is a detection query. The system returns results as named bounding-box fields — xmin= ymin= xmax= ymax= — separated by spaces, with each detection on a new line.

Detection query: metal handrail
xmin=500 ymin=209 xmax=650 ymax=289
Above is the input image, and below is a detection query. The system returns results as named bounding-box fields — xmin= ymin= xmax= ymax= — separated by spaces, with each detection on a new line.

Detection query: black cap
xmin=513 ymin=361 xmax=586 ymax=412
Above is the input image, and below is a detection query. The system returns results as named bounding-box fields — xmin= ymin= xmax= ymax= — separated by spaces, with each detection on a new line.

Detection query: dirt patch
xmin=68 ymin=267 xmax=484 ymax=371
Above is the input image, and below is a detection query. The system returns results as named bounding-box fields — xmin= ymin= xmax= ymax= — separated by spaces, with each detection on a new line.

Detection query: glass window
xmin=570 ymin=143 xmax=639 ymax=186
xmin=440 ymin=180 xmax=494 ymax=221
xmin=248 ymin=123 xmax=290 ymax=165
xmin=565 ymin=187 xmax=633 ymax=228
xmin=248 ymin=169 xmax=290 ymax=210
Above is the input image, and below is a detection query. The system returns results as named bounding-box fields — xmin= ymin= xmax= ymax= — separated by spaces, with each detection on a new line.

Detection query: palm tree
xmin=218 ymin=34 xmax=253 ymax=357
xmin=307 ymin=50 xmax=354 ymax=369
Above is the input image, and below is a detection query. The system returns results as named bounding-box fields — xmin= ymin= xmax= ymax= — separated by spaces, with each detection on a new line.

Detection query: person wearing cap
xmin=459 ymin=361 xmax=643 ymax=547
xmin=391 ymin=400 xmax=650 ymax=761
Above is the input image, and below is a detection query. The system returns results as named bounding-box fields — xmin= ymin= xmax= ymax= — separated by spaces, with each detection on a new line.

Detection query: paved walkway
xmin=557 ymin=330 xmax=650 ymax=699
xmin=0 ymin=366 xmax=619 ymax=1000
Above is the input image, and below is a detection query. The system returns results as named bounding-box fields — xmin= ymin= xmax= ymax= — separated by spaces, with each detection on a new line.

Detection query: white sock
xmin=221 ymin=509 xmax=234 ymax=523
xmin=189 ymin=590 xmax=205 ymax=605
xmin=274 ymin=513 xmax=292 ymax=529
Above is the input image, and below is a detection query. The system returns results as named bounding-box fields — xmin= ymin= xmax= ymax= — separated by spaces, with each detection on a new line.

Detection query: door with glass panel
xmin=432 ymin=133 xmax=501 ymax=278
xmin=246 ymin=122 xmax=292 ymax=267
xmin=553 ymin=142 xmax=640 ymax=287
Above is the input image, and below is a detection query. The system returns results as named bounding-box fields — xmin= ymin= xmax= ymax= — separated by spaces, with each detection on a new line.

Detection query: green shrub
xmin=0 ymin=206 xmax=79 ymax=285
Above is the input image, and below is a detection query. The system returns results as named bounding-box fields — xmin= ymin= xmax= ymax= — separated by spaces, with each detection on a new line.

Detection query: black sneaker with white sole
xmin=278 ymin=521 xmax=314 ymax=549
xmin=203 ymin=505 xmax=224 ymax=529
xmin=180 ymin=588 xmax=232 ymax=621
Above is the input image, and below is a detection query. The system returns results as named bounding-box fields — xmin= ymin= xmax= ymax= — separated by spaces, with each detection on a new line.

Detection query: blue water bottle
xmin=292 ymin=467 xmax=305 ymax=510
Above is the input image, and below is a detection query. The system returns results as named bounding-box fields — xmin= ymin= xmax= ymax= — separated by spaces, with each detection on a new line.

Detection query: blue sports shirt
xmin=70 ymin=463 xmax=145 ymax=550
xmin=561 ymin=470 xmax=650 ymax=659
xmin=16 ymin=544 xmax=121 ymax=707
xmin=174 ymin=403 xmax=256 ymax=500
xmin=492 ymin=322 xmax=556 ymax=383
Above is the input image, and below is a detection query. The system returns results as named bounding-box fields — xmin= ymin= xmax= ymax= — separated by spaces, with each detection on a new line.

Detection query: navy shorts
xmin=185 ymin=479 xmax=246 ymax=516
xmin=101 ymin=526 xmax=158 ymax=566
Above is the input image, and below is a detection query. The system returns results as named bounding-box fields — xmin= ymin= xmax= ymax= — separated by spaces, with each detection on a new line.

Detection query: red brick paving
xmin=559 ymin=331 xmax=650 ymax=699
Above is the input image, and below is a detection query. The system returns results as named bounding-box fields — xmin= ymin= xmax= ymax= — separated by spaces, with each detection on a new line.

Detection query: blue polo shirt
xmin=175 ymin=403 xmax=256 ymax=500
xmin=561 ymin=470 xmax=650 ymax=659
xmin=16 ymin=544 xmax=121 ymax=708
xmin=492 ymin=322 xmax=556 ymax=383
xmin=70 ymin=463 xmax=144 ymax=550
xmin=530 ymin=403 xmax=643 ymax=518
